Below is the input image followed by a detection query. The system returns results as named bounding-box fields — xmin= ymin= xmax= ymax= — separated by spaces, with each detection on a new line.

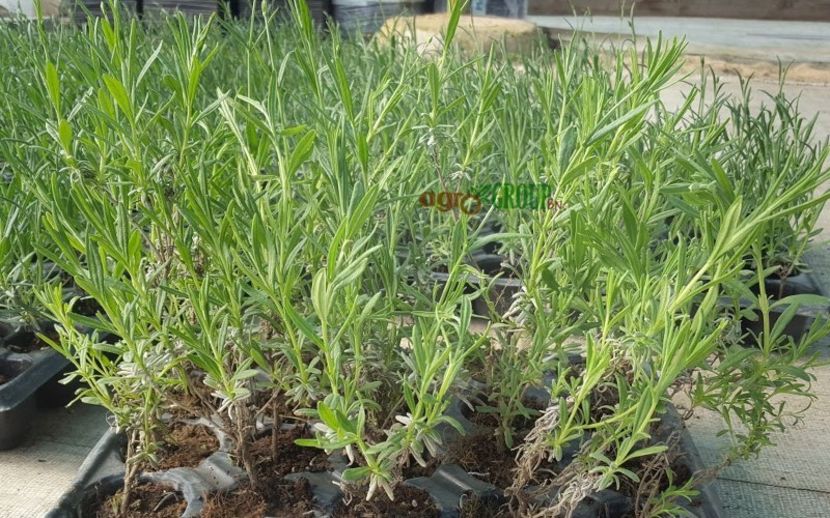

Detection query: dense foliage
xmin=1 ymin=1 xmax=828 ymax=516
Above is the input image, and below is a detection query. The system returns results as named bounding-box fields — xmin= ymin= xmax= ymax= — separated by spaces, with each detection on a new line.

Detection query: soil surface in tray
xmin=5 ymin=330 xmax=57 ymax=353
xmin=451 ymin=396 xmax=545 ymax=489
xmin=445 ymin=424 xmax=693 ymax=517
xmin=139 ymin=422 xmax=220 ymax=471
xmin=0 ymin=360 xmax=27 ymax=386
xmin=447 ymin=389 xmax=692 ymax=518
xmin=448 ymin=429 xmax=519 ymax=490
xmin=201 ymin=424 xmax=438 ymax=517
xmin=202 ymin=478 xmax=315 ymax=518
xmin=202 ymin=425 xmax=330 ymax=518
xmin=460 ymin=492 xmax=510 ymax=518
xmin=333 ymin=484 xmax=439 ymax=518
xmin=89 ymin=482 xmax=186 ymax=518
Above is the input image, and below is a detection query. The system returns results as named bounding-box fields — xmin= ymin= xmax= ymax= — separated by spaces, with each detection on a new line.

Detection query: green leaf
xmin=770 ymin=302 xmax=801 ymax=341
xmin=541 ymin=266 xmax=559 ymax=291
xmin=58 ymin=119 xmax=73 ymax=151
xmin=43 ymin=61 xmax=60 ymax=112
xmin=289 ymin=131 xmax=316 ymax=174
xmin=284 ymin=303 xmax=324 ymax=348
xmin=311 ymin=269 xmax=329 ymax=323
xmin=317 ymin=402 xmax=339 ymax=429
xmin=770 ymin=294 xmax=829 ymax=310
xmin=442 ymin=0 xmax=469 ymax=51
xmin=102 ymin=74 xmax=133 ymax=120
xmin=585 ymin=101 xmax=653 ymax=146
xmin=341 ymin=467 xmax=371 ymax=482
xmin=294 ymin=438 xmax=323 ymax=448
xmin=625 ymin=444 xmax=668 ymax=460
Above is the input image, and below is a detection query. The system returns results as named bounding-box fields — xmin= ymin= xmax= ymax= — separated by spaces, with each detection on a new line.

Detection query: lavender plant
xmin=3 ymin=3 xmax=829 ymax=516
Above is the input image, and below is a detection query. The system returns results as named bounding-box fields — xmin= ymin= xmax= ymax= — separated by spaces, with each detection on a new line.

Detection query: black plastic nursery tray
xmin=431 ymin=253 xmax=522 ymax=318
xmin=47 ymin=418 xmax=244 ymax=518
xmin=0 ymin=327 xmax=72 ymax=450
xmin=757 ymin=272 xmax=824 ymax=299
xmin=742 ymin=271 xmax=830 ymax=344
xmin=658 ymin=406 xmax=723 ymax=518
xmin=48 ymin=403 xmax=722 ymax=518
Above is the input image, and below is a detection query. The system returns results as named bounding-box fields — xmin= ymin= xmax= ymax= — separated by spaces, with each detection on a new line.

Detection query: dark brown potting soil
xmin=201 ymin=485 xmax=267 ymax=518
xmin=447 ymin=382 xmax=696 ymax=518
xmin=250 ymin=425 xmax=331 ymax=477
xmin=459 ymin=492 xmax=510 ymax=518
xmin=202 ymin=424 xmax=439 ymax=517
xmin=141 ymin=422 xmax=220 ymax=471
xmin=446 ymin=429 xmax=518 ymax=489
xmin=448 ymin=395 xmax=546 ymax=489
xmin=6 ymin=330 xmax=56 ymax=353
xmin=0 ymin=360 xmax=27 ymax=386
xmin=401 ymin=454 xmax=442 ymax=479
xmin=201 ymin=425 xmax=329 ymax=517
xmin=589 ymin=384 xmax=621 ymax=421
xmin=73 ymin=296 xmax=104 ymax=317
xmin=92 ymin=482 xmax=186 ymax=518
xmin=468 ymin=405 xmax=539 ymax=434
xmin=618 ymin=444 xmax=694 ymax=496
xmin=334 ymin=484 xmax=439 ymax=518
xmin=201 ymin=478 xmax=315 ymax=518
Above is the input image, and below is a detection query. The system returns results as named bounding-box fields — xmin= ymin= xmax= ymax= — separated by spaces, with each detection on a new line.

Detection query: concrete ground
xmin=529 ymin=16 xmax=830 ymax=64
xmin=0 ymin=403 xmax=106 ymax=518
xmin=2 ymin=17 xmax=830 ymax=518
xmin=531 ymin=15 xmax=830 ymax=84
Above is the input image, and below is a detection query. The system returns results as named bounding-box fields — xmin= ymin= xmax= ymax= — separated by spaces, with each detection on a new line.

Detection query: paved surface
xmin=531 ymin=16 xmax=830 ymax=84
xmin=530 ymin=16 xmax=830 ymax=64
xmin=0 ymin=403 xmax=106 ymax=518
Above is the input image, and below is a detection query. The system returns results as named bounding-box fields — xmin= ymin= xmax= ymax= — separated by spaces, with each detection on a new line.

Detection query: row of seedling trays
xmin=3 ymin=253 xmax=824 ymax=517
